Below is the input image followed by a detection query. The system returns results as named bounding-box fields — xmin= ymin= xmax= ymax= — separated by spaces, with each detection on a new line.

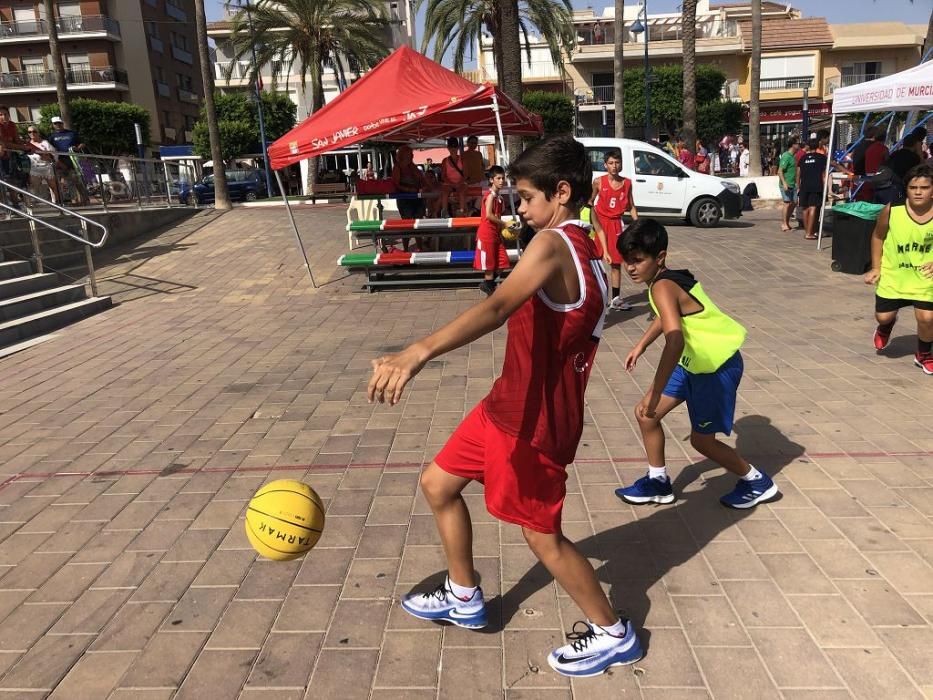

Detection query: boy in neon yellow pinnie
xmin=613 ymin=219 xmax=780 ymax=509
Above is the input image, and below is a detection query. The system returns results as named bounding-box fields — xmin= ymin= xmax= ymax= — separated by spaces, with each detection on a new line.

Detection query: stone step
xmin=0 ymin=296 xmax=112 ymax=348
xmin=0 ymin=260 xmax=32 ymax=280
xmin=0 ymin=273 xmax=59 ymax=302
xmin=0 ymin=284 xmax=87 ymax=323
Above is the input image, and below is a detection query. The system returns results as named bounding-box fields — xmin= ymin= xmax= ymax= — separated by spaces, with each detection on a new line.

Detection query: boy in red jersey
xmin=474 ymin=165 xmax=512 ymax=296
xmin=369 ymin=136 xmax=643 ymax=678
xmin=590 ymin=148 xmax=638 ymax=310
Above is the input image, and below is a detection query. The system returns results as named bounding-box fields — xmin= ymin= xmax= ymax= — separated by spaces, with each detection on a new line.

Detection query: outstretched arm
xmin=369 ymin=230 xmax=564 ymax=404
xmin=865 ymin=205 xmax=890 ymax=285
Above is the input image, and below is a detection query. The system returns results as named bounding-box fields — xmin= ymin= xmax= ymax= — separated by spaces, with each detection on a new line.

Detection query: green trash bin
xmin=830 ymin=202 xmax=885 ymax=274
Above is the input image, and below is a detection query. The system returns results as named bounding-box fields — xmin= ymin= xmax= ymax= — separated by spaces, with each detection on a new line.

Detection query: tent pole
xmin=817 ymin=115 xmax=836 ymax=252
xmin=276 ymin=169 xmax=317 ymax=288
xmin=491 ymin=91 xmax=522 ymax=254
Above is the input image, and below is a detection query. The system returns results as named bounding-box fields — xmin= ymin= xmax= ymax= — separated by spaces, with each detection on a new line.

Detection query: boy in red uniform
xmin=474 ymin=165 xmax=512 ymax=296
xmin=369 ymin=136 xmax=644 ymax=677
xmin=590 ymin=148 xmax=638 ymax=310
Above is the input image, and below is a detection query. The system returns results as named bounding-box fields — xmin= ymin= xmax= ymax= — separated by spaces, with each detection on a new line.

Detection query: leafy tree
xmin=697 ymin=100 xmax=743 ymax=147
xmin=192 ymin=91 xmax=297 ymax=161
xmin=622 ymin=64 xmax=726 ymax=137
xmin=222 ymin=0 xmax=390 ymax=186
xmin=38 ymin=99 xmax=150 ymax=154
xmin=522 ymin=91 xmax=573 ymax=135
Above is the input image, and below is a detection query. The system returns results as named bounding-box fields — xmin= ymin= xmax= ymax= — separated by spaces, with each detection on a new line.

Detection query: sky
xmin=206 ymin=0 xmax=931 ymax=26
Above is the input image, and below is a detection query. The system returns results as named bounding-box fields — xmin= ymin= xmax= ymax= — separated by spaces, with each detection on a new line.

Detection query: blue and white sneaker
xmin=615 ymin=475 xmax=675 ymax=505
xmin=547 ymin=619 xmax=644 ymax=677
xmin=400 ymin=578 xmax=487 ymax=629
xmin=720 ymin=471 xmax=779 ymax=509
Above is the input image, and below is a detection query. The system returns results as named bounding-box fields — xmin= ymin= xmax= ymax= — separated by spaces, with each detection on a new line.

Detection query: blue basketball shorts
xmin=662 ymin=351 xmax=743 ymax=435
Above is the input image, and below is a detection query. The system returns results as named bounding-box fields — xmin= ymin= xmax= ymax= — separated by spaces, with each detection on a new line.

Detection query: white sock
xmin=648 ymin=465 xmax=668 ymax=481
xmin=741 ymin=465 xmax=764 ymax=481
xmin=594 ymin=618 xmax=627 ymax=637
xmin=447 ymin=576 xmax=477 ymax=600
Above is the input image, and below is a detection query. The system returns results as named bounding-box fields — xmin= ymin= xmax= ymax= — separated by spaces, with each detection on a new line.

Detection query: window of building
xmin=633 ymin=150 xmax=684 ymax=178
xmin=171 ymin=32 xmax=188 ymax=51
xmin=66 ymin=54 xmax=91 ymax=81
xmin=146 ymin=21 xmax=159 ymax=38
xmin=57 ymin=2 xmax=82 ymax=19
xmin=184 ymin=114 xmax=196 ymax=130
xmin=176 ymin=73 xmax=192 ymax=90
xmin=13 ymin=7 xmax=36 ymax=25
xmin=21 ymin=57 xmax=45 ymax=73
xmin=842 ymin=61 xmax=884 ymax=82
xmin=154 ymin=66 xmax=165 ymax=82
xmin=760 ymin=54 xmax=814 ymax=81
xmin=163 ymin=110 xmax=173 ymax=127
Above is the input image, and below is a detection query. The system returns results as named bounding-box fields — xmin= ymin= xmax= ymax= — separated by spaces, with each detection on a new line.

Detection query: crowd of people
xmin=0 ymin=106 xmax=89 ymax=211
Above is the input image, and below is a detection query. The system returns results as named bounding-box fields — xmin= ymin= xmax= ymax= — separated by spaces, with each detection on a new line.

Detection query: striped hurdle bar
xmin=337 ymin=249 xmax=521 ymax=267
xmin=346 ymin=218 xmax=482 ymax=232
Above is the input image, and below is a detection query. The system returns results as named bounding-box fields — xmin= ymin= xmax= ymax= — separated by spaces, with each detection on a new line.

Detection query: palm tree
xmin=42 ymin=0 xmax=71 ymax=127
xmin=498 ymin=0 xmax=524 ymax=159
xmin=195 ymin=0 xmax=231 ymax=210
xmin=681 ymin=0 xmax=697 ymax=149
xmin=223 ymin=0 xmax=391 ymax=187
xmin=748 ymin=0 xmax=761 ymax=176
xmin=613 ymin=0 xmax=624 ymax=137
xmin=419 ymin=0 xmax=574 ymax=80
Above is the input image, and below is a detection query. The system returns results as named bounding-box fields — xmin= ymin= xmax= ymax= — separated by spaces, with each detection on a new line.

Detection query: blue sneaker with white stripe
xmin=615 ymin=475 xmax=675 ymax=505
xmin=400 ymin=578 xmax=487 ymax=629
xmin=720 ymin=472 xmax=779 ymax=509
xmin=547 ymin=619 xmax=644 ymax=677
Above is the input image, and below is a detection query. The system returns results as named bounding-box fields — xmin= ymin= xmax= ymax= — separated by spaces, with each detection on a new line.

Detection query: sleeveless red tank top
xmin=483 ymin=221 xmax=608 ymax=464
xmin=477 ymin=191 xmax=503 ymax=239
xmin=594 ymin=175 xmax=631 ymax=219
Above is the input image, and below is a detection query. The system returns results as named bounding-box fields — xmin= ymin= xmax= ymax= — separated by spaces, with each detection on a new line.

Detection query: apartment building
xmin=0 ymin=0 xmax=203 ymax=148
xmin=208 ymin=0 xmax=414 ymax=121
xmin=474 ymin=0 xmax=925 ymax=141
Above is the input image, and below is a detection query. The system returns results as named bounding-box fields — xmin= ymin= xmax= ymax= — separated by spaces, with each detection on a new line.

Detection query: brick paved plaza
xmin=0 ymin=205 xmax=931 ymax=699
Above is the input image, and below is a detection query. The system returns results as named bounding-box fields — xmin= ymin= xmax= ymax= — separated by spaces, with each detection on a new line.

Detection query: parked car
xmin=578 ymin=138 xmax=742 ymax=227
xmin=180 ymin=169 xmax=267 ymax=205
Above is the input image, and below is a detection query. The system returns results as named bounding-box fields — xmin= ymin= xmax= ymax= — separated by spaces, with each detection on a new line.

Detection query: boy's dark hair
xmin=604 ymin=148 xmax=622 ymax=162
xmin=905 ymin=163 xmax=933 ymax=186
xmin=487 ymin=165 xmax=505 ymax=177
xmin=446 ymin=136 xmax=459 ymax=149
xmin=785 ymin=136 xmax=798 ymax=149
xmin=508 ymin=135 xmax=591 ymax=209
xmin=618 ymin=218 xmax=669 ymax=260
xmin=902 ymin=133 xmax=921 ymax=149
xmin=808 ymin=138 xmax=819 ymax=151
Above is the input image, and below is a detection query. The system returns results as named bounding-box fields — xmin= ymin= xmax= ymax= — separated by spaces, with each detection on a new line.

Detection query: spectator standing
xmin=440 ymin=137 xmax=468 ymax=216
xmin=48 ymin=116 xmax=89 ymax=206
xmin=26 ymin=126 xmax=58 ymax=203
xmin=677 ymin=138 xmax=694 ymax=170
xmin=462 ymin=135 xmax=486 ymax=213
xmin=876 ymin=133 xmax=924 ymax=206
xmin=778 ymin=137 xmax=799 ymax=231
xmin=359 ymin=161 xmax=377 ymax=181
xmin=390 ymin=144 xmax=425 ymax=251
xmin=797 ymin=138 xmax=827 ymax=240
xmin=738 ymin=143 xmax=750 ymax=177
xmin=694 ymin=140 xmax=710 ymax=174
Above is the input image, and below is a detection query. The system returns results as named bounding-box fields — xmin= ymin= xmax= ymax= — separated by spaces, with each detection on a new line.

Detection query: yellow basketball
xmin=245 ymin=479 xmax=325 ymax=561
xmin=501 ymin=225 xmax=518 ymax=241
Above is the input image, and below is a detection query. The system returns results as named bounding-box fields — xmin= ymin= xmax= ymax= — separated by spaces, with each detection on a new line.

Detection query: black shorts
xmin=798 ymin=191 xmax=823 ymax=208
xmin=876 ymin=295 xmax=933 ymax=313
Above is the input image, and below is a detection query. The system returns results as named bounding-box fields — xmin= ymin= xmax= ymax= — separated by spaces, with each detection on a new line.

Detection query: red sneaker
xmin=873 ymin=324 xmax=893 ymax=351
xmin=915 ymin=352 xmax=933 ymax=375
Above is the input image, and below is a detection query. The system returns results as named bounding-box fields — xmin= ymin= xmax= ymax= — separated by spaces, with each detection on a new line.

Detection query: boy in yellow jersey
xmin=614 ymin=219 xmax=780 ymax=509
xmin=865 ymin=164 xmax=933 ymax=375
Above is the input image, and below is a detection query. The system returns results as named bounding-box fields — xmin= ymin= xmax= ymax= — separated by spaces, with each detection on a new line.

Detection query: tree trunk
xmin=497 ymin=0 xmax=523 ymax=160
xmin=307 ymin=76 xmax=326 ymax=189
xmin=43 ymin=0 xmax=71 ymax=127
xmin=613 ymin=0 xmax=625 ymax=137
xmin=194 ymin=0 xmax=231 ymax=210
xmin=748 ymin=0 xmax=761 ymax=176
xmin=681 ymin=0 xmax=697 ymax=148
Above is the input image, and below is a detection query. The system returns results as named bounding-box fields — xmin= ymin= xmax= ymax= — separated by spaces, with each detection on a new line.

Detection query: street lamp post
xmin=242 ymin=0 xmax=274 ymax=198
xmin=630 ymin=2 xmax=651 ymax=141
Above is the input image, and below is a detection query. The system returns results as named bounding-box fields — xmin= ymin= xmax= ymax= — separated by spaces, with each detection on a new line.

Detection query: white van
xmin=578 ymin=138 xmax=743 ymax=227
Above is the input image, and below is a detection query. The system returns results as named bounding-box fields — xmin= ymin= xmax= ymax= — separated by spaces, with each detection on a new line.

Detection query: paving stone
xmin=0 ymin=603 xmax=67 ymax=650
xmin=175 ymin=649 xmax=257 ymax=700
xmin=694 ymin=646 xmax=781 ymax=699
xmin=824 ymin=647 xmax=923 ymax=700
xmin=48 ymin=587 xmax=133 ymax=633
xmin=323 ymin=599 xmax=391 ymax=649
xmin=274 ymin=585 xmax=339 ymax=631
xmin=118 ymin=630 xmax=208 ymax=687
xmin=246 ymin=631 xmax=322 ymax=688
xmin=47 ymin=650 xmax=138 ymax=700
xmin=0 ymin=634 xmax=92 ymax=690
xmin=307 ymin=648 xmax=378 ymax=700
xmin=91 ymin=601 xmax=174 ymax=651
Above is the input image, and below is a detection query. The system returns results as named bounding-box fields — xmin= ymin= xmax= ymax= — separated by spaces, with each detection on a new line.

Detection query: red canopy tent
xmin=270 ymin=46 xmax=543 ymax=287
xmin=268 ymin=45 xmax=543 ymax=169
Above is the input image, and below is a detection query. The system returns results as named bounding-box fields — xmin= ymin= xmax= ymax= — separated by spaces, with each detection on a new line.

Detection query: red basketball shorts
xmin=474 ymin=232 xmax=511 ymax=272
xmin=593 ymin=215 xmax=624 ymax=265
xmin=434 ymin=402 xmax=567 ymax=534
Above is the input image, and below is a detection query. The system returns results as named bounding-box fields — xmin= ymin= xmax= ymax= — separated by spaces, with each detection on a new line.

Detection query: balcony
xmin=722 ymin=78 xmax=740 ymax=102
xmin=0 ymin=65 xmax=128 ymax=92
xmin=466 ymin=59 xmax=561 ymax=83
xmin=178 ymin=88 xmax=200 ymax=104
xmin=580 ymin=85 xmax=615 ymax=105
xmin=0 ymin=15 xmax=121 ymax=42
xmin=172 ymin=45 xmax=194 ymax=65
xmin=149 ymin=35 xmax=164 ymax=53
xmin=825 ymin=73 xmax=889 ymax=95
xmin=215 ymin=60 xmax=253 ymax=82
xmin=760 ymin=76 xmax=814 ymax=91
xmin=575 ymin=17 xmax=738 ymax=47
xmin=165 ymin=3 xmax=187 ymax=22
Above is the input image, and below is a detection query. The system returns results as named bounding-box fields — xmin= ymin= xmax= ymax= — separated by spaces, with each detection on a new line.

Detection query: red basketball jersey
xmin=477 ymin=191 xmax=503 ymax=239
xmin=483 ymin=221 xmax=608 ymax=464
xmin=594 ymin=175 xmax=631 ymax=220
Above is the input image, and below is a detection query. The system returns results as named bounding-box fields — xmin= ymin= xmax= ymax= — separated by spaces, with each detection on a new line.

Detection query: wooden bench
xmin=338 ymin=248 xmax=520 ymax=292
xmin=309 ymin=182 xmax=350 ymax=203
